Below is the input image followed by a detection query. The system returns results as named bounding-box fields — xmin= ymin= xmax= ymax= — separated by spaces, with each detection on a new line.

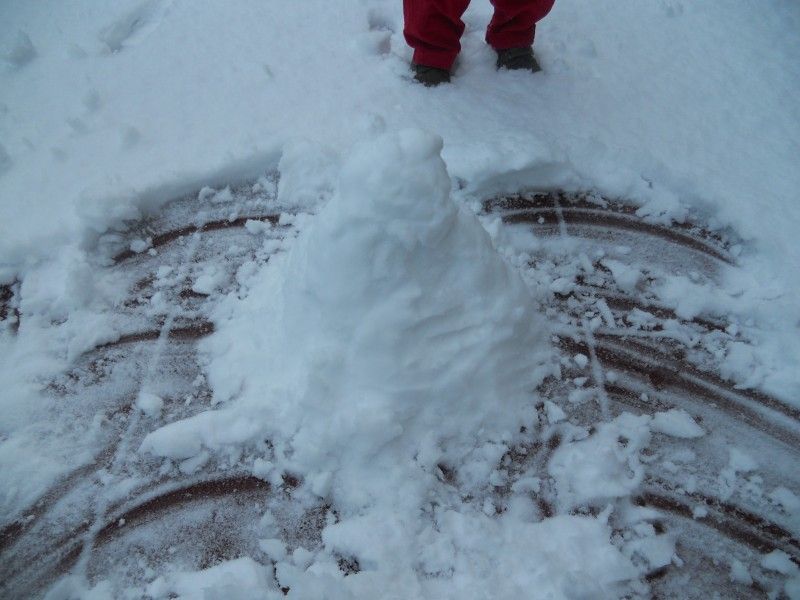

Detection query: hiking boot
xmin=496 ymin=47 xmax=541 ymax=73
xmin=412 ymin=63 xmax=451 ymax=87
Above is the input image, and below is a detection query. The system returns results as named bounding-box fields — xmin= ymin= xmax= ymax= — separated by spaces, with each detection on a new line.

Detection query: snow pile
xmin=144 ymin=129 xmax=553 ymax=486
xmin=139 ymin=130 xmax=644 ymax=597
xmin=549 ymin=413 xmax=651 ymax=510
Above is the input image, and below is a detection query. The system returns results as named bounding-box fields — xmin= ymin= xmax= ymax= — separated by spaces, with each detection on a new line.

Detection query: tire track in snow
xmin=488 ymin=192 xmax=799 ymax=596
xmin=2 ymin=188 xmax=797 ymax=597
xmin=0 ymin=181 xmax=294 ymax=597
xmin=72 ymin=228 xmax=204 ymax=582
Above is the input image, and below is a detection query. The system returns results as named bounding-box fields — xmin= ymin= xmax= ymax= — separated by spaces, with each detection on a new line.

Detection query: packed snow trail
xmin=1 ymin=131 xmax=799 ymax=598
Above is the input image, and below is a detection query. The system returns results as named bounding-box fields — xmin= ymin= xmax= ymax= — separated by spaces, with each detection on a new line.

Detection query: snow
xmin=146 ymin=557 xmax=276 ymax=600
xmin=729 ymin=558 xmax=753 ymax=586
xmin=1 ymin=0 xmax=800 ymax=597
xmin=244 ymin=219 xmax=271 ymax=235
xmin=769 ymin=487 xmax=800 ymax=514
xmin=573 ymin=353 xmax=589 ymax=369
xmin=650 ymin=409 xmax=705 ymax=439
xmin=258 ymin=538 xmax=288 ymax=562
xmin=761 ymin=549 xmax=799 ymax=576
xmin=549 ymin=413 xmax=651 ymax=509
xmin=177 ymin=130 xmax=554 ymax=486
xmin=191 ymin=265 xmax=226 ymax=295
xmin=135 ymin=391 xmax=163 ymax=418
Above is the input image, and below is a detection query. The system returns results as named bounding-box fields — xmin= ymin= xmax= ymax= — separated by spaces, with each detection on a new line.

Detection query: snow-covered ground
xmin=1 ymin=0 xmax=799 ymax=598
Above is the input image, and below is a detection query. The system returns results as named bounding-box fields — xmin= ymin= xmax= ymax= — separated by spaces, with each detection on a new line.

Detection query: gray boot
xmin=496 ymin=47 xmax=541 ymax=73
xmin=412 ymin=63 xmax=451 ymax=87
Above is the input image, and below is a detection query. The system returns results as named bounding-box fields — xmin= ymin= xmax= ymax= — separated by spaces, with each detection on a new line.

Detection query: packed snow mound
xmin=134 ymin=131 xmax=658 ymax=599
xmin=144 ymin=129 xmax=552 ymax=497
xmin=275 ymin=129 xmax=552 ymax=479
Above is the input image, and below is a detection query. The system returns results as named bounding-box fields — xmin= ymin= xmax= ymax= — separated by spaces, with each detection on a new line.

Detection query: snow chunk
xmin=650 ymin=409 xmax=704 ymax=438
xmin=135 ymin=391 xmax=163 ymax=417
xmin=244 ymin=219 xmax=271 ymax=235
xmin=179 ymin=450 xmax=209 ymax=475
xmin=728 ymin=448 xmax=757 ymax=472
xmin=769 ymin=487 xmax=800 ymax=514
xmin=211 ymin=186 xmax=233 ymax=204
xmin=140 ymin=410 xmax=262 ymax=460
xmin=129 ymin=238 xmax=151 ymax=254
xmin=320 ymin=510 xmax=639 ymax=598
xmin=146 ymin=557 xmax=273 ymax=600
xmin=573 ymin=353 xmax=589 ymax=369
xmin=761 ymin=549 xmax=798 ymax=575
xmin=624 ymin=533 xmax=676 ymax=571
xmin=602 ymin=259 xmax=641 ymax=293
xmin=197 ymin=186 xmax=215 ymax=202
xmin=192 ymin=265 xmax=226 ymax=295
xmin=258 ymin=538 xmax=287 ymax=562
xmin=719 ymin=447 xmax=759 ymax=500
xmin=544 ymin=400 xmax=566 ymax=423
xmin=729 ymin=558 xmax=752 ymax=585
xmin=549 ymin=413 xmax=651 ymax=509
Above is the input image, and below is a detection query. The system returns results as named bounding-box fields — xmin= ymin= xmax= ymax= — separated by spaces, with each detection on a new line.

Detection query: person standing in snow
xmin=404 ymin=0 xmax=555 ymax=86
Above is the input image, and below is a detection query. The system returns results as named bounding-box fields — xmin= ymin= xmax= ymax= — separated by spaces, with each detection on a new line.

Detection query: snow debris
xmin=129 ymin=238 xmax=151 ymax=254
xmin=544 ymin=400 xmax=566 ymax=423
xmin=728 ymin=448 xmax=758 ymax=473
xmin=178 ymin=450 xmax=209 ymax=475
xmin=760 ymin=549 xmax=799 ymax=576
xmin=211 ymin=186 xmax=233 ymax=204
xmin=244 ymin=219 xmax=272 ymax=235
xmin=140 ymin=409 xmax=261 ymax=461
xmin=719 ymin=447 xmax=759 ymax=500
xmin=191 ymin=265 xmax=225 ymax=295
xmin=258 ymin=538 xmax=287 ymax=562
xmin=135 ymin=391 xmax=163 ymax=418
xmin=769 ymin=487 xmax=800 ymax=514
xmin=650 ymin=409 xmax=705 ymax=439
xmin=197 ymin=186 xmax=215 ymax=202
xmin=623 ymin=531 xmax=676 ymax=572
xmin=602 ymin=259 xmax=640 ymax=294
xmin=145 ymin=557 xmax=276 ymax=600
xmin=549 ymin=413 xmax=651 ymax=509
xmin=728 ymin=558 xmax=752 ymax=585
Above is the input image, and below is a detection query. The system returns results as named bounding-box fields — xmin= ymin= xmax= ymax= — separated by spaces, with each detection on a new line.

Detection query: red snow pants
xmin=404 ymin=0 xmax=555 ymax=70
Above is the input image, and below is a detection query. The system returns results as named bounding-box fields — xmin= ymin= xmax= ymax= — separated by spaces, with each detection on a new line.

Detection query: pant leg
xmin=485 ymin=0 xmax=555 ymax=50
xmin=403 ymin=0 xmax=472 ymax=70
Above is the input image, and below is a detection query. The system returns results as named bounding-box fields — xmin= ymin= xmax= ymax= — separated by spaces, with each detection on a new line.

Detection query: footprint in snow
xmin=98 ymin=0 xmax=174 ymax=54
